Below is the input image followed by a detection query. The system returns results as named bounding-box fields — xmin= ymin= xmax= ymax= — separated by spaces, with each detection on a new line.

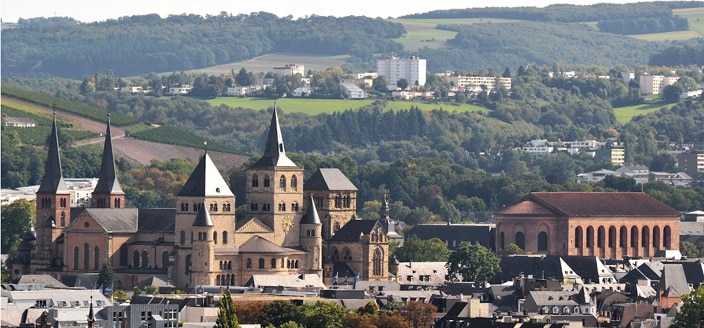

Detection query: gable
xmin=66 ymin=208 xmax=138 ymax=233
xmin=236 ymin=218 xmax=273 ymax=233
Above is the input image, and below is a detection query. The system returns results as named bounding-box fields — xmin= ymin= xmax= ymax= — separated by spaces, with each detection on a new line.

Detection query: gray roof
xmin=405 ymin=223 xmax=494 ymax=250
xmin=93 ymin=117 xmax=124 ymax=195
xmin=659 ymin=264 xmax=691 ymax=297
xmin=178 ymin=152 xmax=234 ymax=197
xmin=304 ymin=168 xmax=358 ymax=191
xmin=300 ymin=195 xmax=321 ymax=225
xmin=330 ymin=220 xmax=379 ymax=242
xmin=37 ymin=114 xmax=68 ymax=194
xmin=239 ymin=235 xmax=302 ymax=254
xmin=16 ymin=274 xmax=67 ymax=288
xmin=527 ymin=290 xmax=582 ymax=306
xmin=137 ymin=209 xmax=176 ymax=233
xmin=251 ymin=108 xmax=297 ymax=168
xmin=193 ymin=204 xmax=213 ymax=227
xmin=76 ymin=208 xmax=139 ymax=233
xmin=247 ymin=273 xmax=325 ymax=289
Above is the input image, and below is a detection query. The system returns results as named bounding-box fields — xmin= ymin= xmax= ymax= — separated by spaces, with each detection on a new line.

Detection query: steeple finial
xmin=38 ymin=112 xmax=68 ymax=193
xmin=87 ymin=295 xmax=95 ymax=327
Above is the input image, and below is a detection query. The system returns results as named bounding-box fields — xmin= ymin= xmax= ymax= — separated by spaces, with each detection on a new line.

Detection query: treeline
xmin=597 ymin=16 xmax=689 ymax=35
xmin=650 ymin=43 xmax=704 ymax=67
xmin=1 ymin=13 xmax=404 ymax=79
xmin=402 ymin=2 xmax=691 ymax=23
xmin=423 ymin=21 xmax=660 ymax=72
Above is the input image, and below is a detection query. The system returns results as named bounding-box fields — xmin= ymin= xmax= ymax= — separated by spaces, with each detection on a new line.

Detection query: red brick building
xmin=495 ymin=192 xmax=680 ymax=259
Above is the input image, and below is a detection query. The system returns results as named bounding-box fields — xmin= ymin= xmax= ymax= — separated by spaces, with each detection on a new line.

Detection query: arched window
xmin=586 ymin=227 xmax=594 ymax=248
xmin=597 ymin=226 xmax=605 ymax=248
xmin=609 ymin=226 xmax=616 ymax=248
xmin=291 ymin=202 xmax=299 ymax=211
xmin=331 ymin=247 xmax=340 ymax=260
xmin=142 ymin=251 xmax=149 ymax=269
xmin=641 ymin=226 xmax=650 ymax=248
xmin=223 ymin=231 xmax=228 ymax=244
xmin=180 ymin=231 xmax=186 ymax=245
xmin=181 ymin=203 xmax=189 ymax=211
xmin=373 ymin=248 xmax=383 ymax=276
xmin=271 ymin=258 xmax=277 ymax=268
xmin=246 ymin=258 xmax=252 ymax=269
xmin=631 ymin=226 xmax=639 ymax=247
xmin=263 ymin=175 xmax=270 ymax=187
xmin=223 ymin=203 xmax=231 ymax=212
xmin=620 ymin=226 xmax=628 ymax=247
xmin=162 ymin=251 xmax=170 ymax=269
xmin=252 ymin=174 xmax=259 ymax=187
xmin=228 ymin=261 xmax=232 ymax=270
xmin=291 ymin=175 xmax=298 ymax=191
xmin=258 ymin=258 xmax=265 ymax=269
xmin=575 ymin=227 xmax=583 ymax=248
xmin=279 ymin=175 xmax=286 ymax=191
xmin=213 ymin=232 xmax=218 ymax=244
xmin=114 ymin=198 xmax=121 ymax=208
xmin=343 ymin=248 xmax=352 ymax=260
xmin=84 ymin=243 xmax=90 ymax=270
xmin=664 ymin=226 xmax=672 ymax=249
xmin=94 ymin=246 xmax=100 ymax=271
xmin=279 ymin=202 xmax=286 ymax=211
xmin=515 ymin=232 xmax=525 ymax=250
xmin=653 ymin=226 xmax=661 ymax=248
xmin=210 ymin=203 xmax=218 ymax=212
xmin=133 ymin=251 xmax=141 ymax=268
xmin=73 ymin=246 xmax=80 ymax=270
xmin=60 ymin=212 xmax=66 ymax=227
xmin=538 ymin=231 xmax=548 ymax=251
xmin=185 ymin=255 xmax=191 ymax=275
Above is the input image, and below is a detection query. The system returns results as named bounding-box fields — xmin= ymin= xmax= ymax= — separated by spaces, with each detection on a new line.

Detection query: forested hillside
xmin=1 ymin=13 xmax=404 ymax=78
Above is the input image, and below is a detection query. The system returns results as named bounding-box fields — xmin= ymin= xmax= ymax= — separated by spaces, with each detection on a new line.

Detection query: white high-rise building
xmin=376 ymin=56 xmax=426 ymax=89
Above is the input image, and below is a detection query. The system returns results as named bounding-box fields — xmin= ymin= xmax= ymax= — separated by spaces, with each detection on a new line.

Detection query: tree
xmin=236 ymin=300 xmax=267 ymax=324
xmin=497 ymin=243 xmax=527 ymax=257
xmin=447 ymin=242 xmax=501 ymax=284
xmin=97 ymin=260 xmax=114 ymax=291
xmin=663 ymin=84 xmax=684 ymax=103
xmin=394 ymin=235 xmax=450 ymax=262
xmin=215 ymin=288 xmax=240 ymax=328
xmin=298 ymin=300 xmax=349 ymax=328
xmin=262 ymin=300 xmax=298 ymax=327
xmin=399 ymin=301 xmax=436 ymax=328
xmin=671 ymin=286 xmax=704 ymax=328
xmin=397 ymin=78 xmax=409 ymax=90
xmin=1 ymin=199 xmax=35 ymax=253
xmin=373 ymin=76 xmax=389 ymax=93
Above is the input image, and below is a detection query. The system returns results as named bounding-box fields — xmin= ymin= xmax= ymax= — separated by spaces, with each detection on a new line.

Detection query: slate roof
xmin=300 ymin=195 xmax=321 ymax=225
xmin=658 ymin=264 xmax=691 ymax=297
xmin=37 ymin=114 xmax=68 ymax=194
xmin=239 ymin=235 xmax=303 ymax=254
xmin=330 ymin=220 xmax=379 ymax=242
xmin=527 ymin=290 xmax=582 ymax=306
xmin=16 ymin=274 xmax=67 ymax=288
xmin=251 ymin=108 xmax=297 ymax=168
xmin=618 ymin=262 xmax=662 ymax=283
xmin=93 ymin=117 xmax=124 ymax=195
xmin=137 ymin=209 xmax=176 ymax=233
xmin=496 ymin=255 xmax=577 ymax=283
xmin=178 ymin=151 xmax=234 ymax=197
xmin=77 ymin=208 xmax=139 ymax=233
xmin=663 ymin=261 xmax=704 ymax=289
xmin=498 ymin=192 xmax=680 ymax=217
xmin=304 ymin=168 xmax=358 ymax=191
xmin=404 ymin=224 xmax=494 ymax=250
xmin=192 ymin=204 xmax=213 ymax=227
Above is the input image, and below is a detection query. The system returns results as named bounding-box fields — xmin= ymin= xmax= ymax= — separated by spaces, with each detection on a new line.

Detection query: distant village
xmin=2 ymin=56 xmax=704 ymax=328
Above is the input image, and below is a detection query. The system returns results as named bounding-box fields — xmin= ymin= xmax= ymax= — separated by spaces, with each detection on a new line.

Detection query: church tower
xmin=245 ymin=107 xmax=304 ymax=247
xmin=300 ymin=195 xmax=323 ymax=277
xmin=91 ymin=114 xmax=125 ymax=208
xmin=33 ymin=113 xmax=71 ymax=271
xmin=173 ymin=150 xmax=235 ymax=288
xmin=190 ymin=203 xmax=216 ymax=287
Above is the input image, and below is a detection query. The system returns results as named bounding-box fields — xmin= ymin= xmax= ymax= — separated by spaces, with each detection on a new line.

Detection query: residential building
xmin=376 ymin=55 xmax=426 ymax=89
xmin=450 ymin=76 xmax=511 ymax=92
xmin=639 ymin=75 xmax=679 ymax=95
xmin=494 ymin=192 xmax=680 ymax=259
xmin=340 ymin=83 xmax=365 ymax=99
xmin=168 ymin=85 xmax=192 ymax=95
xmin=677 ymin=151 xmax=704 ymax=179
xmin=273 ymin=64 xmax=305 ymax=76
xmin=3 ymin=117 xmax=36 ymax=128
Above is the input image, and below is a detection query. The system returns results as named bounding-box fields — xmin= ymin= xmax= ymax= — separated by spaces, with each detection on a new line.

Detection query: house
xmin=340 ymin=83 xmax=365 ymax=99
xmin=3 ymin=117 xmax=36 ymax=128
xmin=168 ymin=85 xmax=192 ymax=95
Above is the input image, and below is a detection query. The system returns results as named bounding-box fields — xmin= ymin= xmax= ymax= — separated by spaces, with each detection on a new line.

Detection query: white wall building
xmin=341 ymin=83 xmax=366 ymax=99
xmin=639 ymin=75 xmax=679 ymax=95
xmin=376 ymin=56 xmax=426 ymax=89
xmin=273 ymin=64 xmax=305 ymax=76
xmin=450 ymin=76 xmax=512 ymax=92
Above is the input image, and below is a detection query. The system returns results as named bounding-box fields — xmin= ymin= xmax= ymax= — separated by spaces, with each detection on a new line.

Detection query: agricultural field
xmin=674 ymin=7 xmax=704 ymax=37
xmin=185 ymin=53 xmax=349 ymax=76
xmin=613 ymin=102 xmax=673 ymax=124
xmin=392 ymin=18 xmax=515 ymax=51
xmin=207 ymin=97 xmax=489 ymax=115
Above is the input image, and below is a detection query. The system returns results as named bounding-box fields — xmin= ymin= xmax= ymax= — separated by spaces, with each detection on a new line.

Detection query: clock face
xmin=283 ymin=216 xmax=294 ymax=233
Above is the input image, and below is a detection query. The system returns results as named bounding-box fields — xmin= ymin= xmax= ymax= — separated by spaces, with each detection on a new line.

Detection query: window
xmin=223 ymin=231 xmax=228 ymax=244
xmin=278 ymin=202 xmax=286 ymax=211
xmin=631 ymin=226 xmax=638 ymax=247
xmin=586 ymin=227 xmax=594 ymax=248
xmin=575 ymin=227 xmax=583 ymax=248
xmin=162 ymin=251 xmax=170 ymax=269
xmin=223 ymin=203 xmax=231 ymax=212
xmin=279 ymin=175 xmax=286 ymax=191
xmin=133 ymin=251 xmax=141 ymax=268
xmin=620 ymin=226 xmax=627 ymax=247
xmin=641 ymin=226 xmax=650 ymax=248
xmin=181 ymin=203 xmax=189 ymax=211
xmin=252 ymin=174 xmax=259 ymax=187
xmin=250 ymin=203 xmax=259 ymax=211
xmin=142 ymin=251 xmax=149 ymax=268
xmin=258 ymin=258 xmax=265 ymax=269
xmin=180 ymin=231 xmax=186 ymax=245
xmin=291 ymin=202 xmax=299 ymax=211
xmin=515 ymin=232 xmax=525 ymax=250
xmin=60 ymin=212 xmax=66 ymax=227
xmin=271 ymin=258 xmax=277 ymax=268
xmin=246 ymin=258 xmax=252 ymax=269
xmin=213 ymin=232 xmax=218 ymax=244
xmin=263 ymin=203 xmax=270 ymax=211
xmin=291 ymin=175 xmax=298 ymax=191
xmin=73 ymin=246 xmax=80 ymax=270
xmin=263 ymin=175 xmax=270 ymax=187
xmin=609 ymin=226 xmax=616 ymax=247
xmin=210 ymin=203 xmax=218 ymax=212
xmin=94 ymin=246 xmax=100 ymax=271
xmin=84 ymin=243 xmax=90 ymax=270
xmin=664 ymin=226 xmax=672 ymax=248
xmin=114 ymin=198 xmax=121 ymax=208
xmin=538 ymin=231 xmax=548 ymax=251
xmin=597 ymin=226 xmax=605 ymax=248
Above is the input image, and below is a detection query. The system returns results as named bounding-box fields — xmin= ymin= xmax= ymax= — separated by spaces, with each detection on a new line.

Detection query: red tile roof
xmin=499 ymin=192 xmax=680 ymax=217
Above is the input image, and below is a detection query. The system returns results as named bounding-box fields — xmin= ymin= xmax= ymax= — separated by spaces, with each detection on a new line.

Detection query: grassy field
xmin=392 ymin=18 xmax=516 ymax=50
xmin=613 ymin=102 xmax=673 ymax=124
xmin=208 ymin=97 xmax=489 ymax=115
xmin=186 ymin=53 xmax=350 ymax=75
xmin=632 ymin=30 xmax=703 ymax=41
xmin=674 ymin=7 xmax=704 ymax=37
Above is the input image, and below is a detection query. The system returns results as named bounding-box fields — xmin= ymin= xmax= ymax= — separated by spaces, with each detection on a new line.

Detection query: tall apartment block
xmin=677 ymin=151 xmax=704 ymax=179
xmin=376 ymin=56 xmax=426 ymax=89
xmin=639 ymin=75 xmax=679 ymax=95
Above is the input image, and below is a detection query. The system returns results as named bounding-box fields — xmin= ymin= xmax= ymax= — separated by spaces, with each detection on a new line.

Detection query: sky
xmin=2 ymin=0 xmax=646 ymax=23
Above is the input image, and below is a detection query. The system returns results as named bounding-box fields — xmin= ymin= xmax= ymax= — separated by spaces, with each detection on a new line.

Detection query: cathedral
xmin=13 ymin=109 xmax=390 ymax=289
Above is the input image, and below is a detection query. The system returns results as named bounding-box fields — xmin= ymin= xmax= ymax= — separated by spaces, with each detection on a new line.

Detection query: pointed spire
xmin=193 ymin=203 xmax=214 ymax=227
xmin=87 ymin=296 xmax=95 ymax=327
xmin=38 ymin=112 xmax=68 ymax=194
xmin=178 ymin=151 xmax=234 ymax=197
xmin=301 ymin=195 xmax=321 ymax=225
xmin=93 ymin=114 xmax=124 ymax=195
xmin=252 ymin=106 xmax=296 ymax=167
